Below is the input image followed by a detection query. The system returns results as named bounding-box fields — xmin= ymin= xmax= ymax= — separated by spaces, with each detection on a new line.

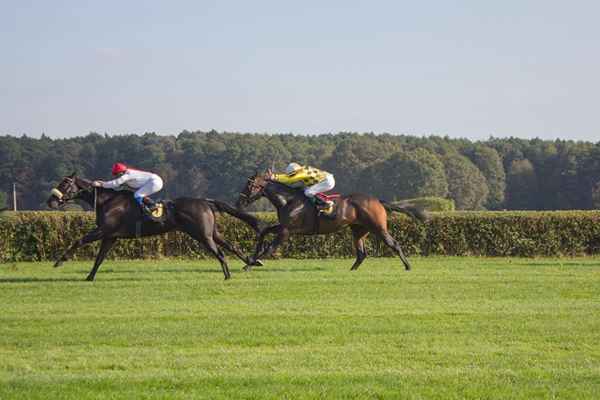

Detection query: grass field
xmin=1 ymin=257 xmax=599 ymax=399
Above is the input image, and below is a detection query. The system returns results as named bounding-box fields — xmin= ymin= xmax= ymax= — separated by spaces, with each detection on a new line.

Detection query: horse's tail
xmin=379 ymin=200 xmax=428 ymax=223
xmin=207 ymin=200 xmax=263 ymax=233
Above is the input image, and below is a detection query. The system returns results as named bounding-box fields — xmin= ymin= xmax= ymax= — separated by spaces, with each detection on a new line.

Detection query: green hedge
xmin=393 ymin=197 xmax=455 ymax=212
xmin=2 ymin=210 xmax=600 ymax=262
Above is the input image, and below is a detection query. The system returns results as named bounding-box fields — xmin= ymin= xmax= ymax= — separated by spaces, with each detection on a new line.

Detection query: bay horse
xmin=46 ymin=174 xmax=261 ymax=281
xmin=237 ymin=170 xmax=428 ymax=272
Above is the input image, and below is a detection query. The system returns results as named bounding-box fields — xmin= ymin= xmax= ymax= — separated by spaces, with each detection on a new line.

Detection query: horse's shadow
xmin=0 ymin=277 xmax=83 ymax=283
xmin=511 ymin=262 xmax=597 ymax=267
xmin=77 ymin=268 xmax=224 ymax=274
xmin=0 ymin=276 xmax=153 ymax=283
xmin=93 ymin=266 xmax=327 ymax=274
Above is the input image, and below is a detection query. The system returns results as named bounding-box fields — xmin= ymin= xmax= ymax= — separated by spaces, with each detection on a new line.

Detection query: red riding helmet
xmin=111 ymin=162 xmax=128 ymax=176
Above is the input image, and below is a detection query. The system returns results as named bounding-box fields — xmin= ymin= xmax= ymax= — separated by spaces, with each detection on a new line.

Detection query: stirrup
xmin=313 ymin=196 xmax=326 ymax=206
xmin=320 ymin=204 xmax=334 ymax=214
xmin=142 ymin=205 xmax=155 ymax=215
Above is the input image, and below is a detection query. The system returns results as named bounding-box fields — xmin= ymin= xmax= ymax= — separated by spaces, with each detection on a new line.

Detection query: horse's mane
xmin=74 ymin=176 xmax=92 ymax=187
xmin=73 ymin=176 xmax=130 ymax=196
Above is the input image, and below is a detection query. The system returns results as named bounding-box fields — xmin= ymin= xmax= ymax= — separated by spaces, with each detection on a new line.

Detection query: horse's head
xmin=236 ymin=170 xmax=271 ymax=209
xmin=46 ymin=173 xmax=87 ymax=209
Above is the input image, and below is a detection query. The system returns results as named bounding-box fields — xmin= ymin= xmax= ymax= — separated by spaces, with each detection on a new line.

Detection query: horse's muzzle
xmin=235 ymin=196 xmax=246 ymax=210
xmin=46 ymin=191 xmax=65 ymax=209
xmin=47 ymin=197 xmax=62 ymax=209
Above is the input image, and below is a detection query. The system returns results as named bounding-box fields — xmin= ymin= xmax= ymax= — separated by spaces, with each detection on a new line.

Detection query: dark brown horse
xmin=47 ymin=174 xmax=261 ymax=281
xmin=237 ymin=170 xmax=428 ymax=271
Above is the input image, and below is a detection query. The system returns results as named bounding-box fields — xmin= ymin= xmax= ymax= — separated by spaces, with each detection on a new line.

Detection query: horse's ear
xmin=69 ymin=171 xmax=76 ymax=178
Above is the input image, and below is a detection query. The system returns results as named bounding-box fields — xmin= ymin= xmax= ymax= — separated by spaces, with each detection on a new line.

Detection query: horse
xmin=46 ymin=174 xmax=261 ymax=281
xmin=237 ymin=170 xmax=428 ymax=271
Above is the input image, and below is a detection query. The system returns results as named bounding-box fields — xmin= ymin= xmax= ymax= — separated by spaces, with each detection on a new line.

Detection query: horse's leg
xmin=245 ymin=226 xmax=289 ymax=272
xmin=249 ymin=224 xmax=281 ymax=262
xmin=204 ymin=237 xmax=231 ymax=280
xmin=377 ymin=229 xmax=411 ymax=271
xmin=212 ymin=228 xmax=263 ymax=266
xmin=86 ymin=237 xmax=117 ymax=281
xmin=54 ymin=228 xmax=104 ymax=268
xmin=244 ymin=224 xmax=282 ymax=271
xmin=187 ymin=230 xmax=231 ymax=280
xmin=350 ymin=226 xmax=369 ymax=271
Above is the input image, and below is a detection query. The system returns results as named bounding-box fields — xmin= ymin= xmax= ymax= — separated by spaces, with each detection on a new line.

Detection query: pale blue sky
xmin=1 ymin=1 xmax=599 ymax=140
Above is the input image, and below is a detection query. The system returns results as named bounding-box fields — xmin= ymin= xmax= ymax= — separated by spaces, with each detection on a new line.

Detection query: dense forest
xmin=1 ymin=131 xmax=599 ymax=211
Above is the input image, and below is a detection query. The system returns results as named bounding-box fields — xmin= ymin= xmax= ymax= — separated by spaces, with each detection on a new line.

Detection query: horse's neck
xmin=74 ymin=178 xmax=118 ymax=208
xmin=264 ymin=182 xmax=301 ymax=208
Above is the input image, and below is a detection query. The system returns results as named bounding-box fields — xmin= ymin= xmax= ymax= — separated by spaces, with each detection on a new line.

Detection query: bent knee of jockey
xmin=134 ymin=193 xmax=145 ymax=205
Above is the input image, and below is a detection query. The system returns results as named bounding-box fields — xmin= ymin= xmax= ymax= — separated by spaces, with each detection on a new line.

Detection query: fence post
xmin=13 ymin=183 xmax=17 ymax=212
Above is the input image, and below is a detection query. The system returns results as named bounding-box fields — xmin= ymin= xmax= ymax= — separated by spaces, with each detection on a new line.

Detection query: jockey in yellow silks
xmin=269 ymin=163 xmax=336 ymax=213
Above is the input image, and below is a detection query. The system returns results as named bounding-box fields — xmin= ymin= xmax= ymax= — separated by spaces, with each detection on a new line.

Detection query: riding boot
xmin=314 ymin=196 xmax=334 ymax=215
xmin=142 ymin=197 xmax=158 ymax=214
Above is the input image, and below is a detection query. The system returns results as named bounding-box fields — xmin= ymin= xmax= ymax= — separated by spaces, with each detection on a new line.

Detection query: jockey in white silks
xmin=92 ymin=162 xmax=163 ymax=213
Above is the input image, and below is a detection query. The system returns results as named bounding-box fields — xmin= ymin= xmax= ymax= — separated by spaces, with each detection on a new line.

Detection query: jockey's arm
xmin=101 ymin=173 xmax=130 ymax=189
xmin=272 ymin=169 xmax=308 ymax=185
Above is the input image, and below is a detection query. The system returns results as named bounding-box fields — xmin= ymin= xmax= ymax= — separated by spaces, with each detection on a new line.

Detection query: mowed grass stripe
xmin=1 ymin=257 xmax=599 ymax=399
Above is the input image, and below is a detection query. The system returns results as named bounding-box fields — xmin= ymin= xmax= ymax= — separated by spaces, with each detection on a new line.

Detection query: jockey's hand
xmin=92 ymin=180 xmax=103 ymax=188
xmin=266 ymin=168 xmax=274 ymax=180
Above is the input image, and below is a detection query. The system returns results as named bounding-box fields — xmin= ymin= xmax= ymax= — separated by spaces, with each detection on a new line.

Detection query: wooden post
xmin=13 ymin=183 xmax=17 ymax=212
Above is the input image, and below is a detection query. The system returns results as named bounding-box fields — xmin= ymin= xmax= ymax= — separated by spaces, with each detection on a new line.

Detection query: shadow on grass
xmin=0 ymin=276 xmax=85 ymax=283
xmin=86 ymin=266 xmax=329 ymax=274
xmin=511 ymin=262 xmax=599 ymax=267
xmin=0 ymin=276 xmax=156 ymax=283
xmin=246 ymin=267 xmax=329 ymax=272
xmin=75 ymin=268 xmax=225 ymax=274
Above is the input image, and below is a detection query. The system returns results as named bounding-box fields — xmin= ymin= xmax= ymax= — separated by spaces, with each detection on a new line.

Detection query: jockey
xmin=269 ymin=162 xmax=336 ymax=212
xmin=92 ymin=163 xmax=164 ymax=214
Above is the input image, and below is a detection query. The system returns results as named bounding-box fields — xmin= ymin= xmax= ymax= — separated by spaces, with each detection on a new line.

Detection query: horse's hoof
xmin=243 ymin=265 xmax=253 ymax=272
xmin=254 ymin=259 xmax=264 ymax=267
xmin=85 ymin=275 xmax=95 ymax=282
xmin=224 ymin=275 xmax=231 ymax=280
xmin=53 ymin=261 xmax=63 ymax=268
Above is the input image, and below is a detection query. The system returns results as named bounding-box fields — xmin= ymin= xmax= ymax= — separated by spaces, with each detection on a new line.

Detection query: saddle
xmin=142 ymin=200 xmax=172 ymax=223
xmin=315 ymin=192 xmax=341 ymax=219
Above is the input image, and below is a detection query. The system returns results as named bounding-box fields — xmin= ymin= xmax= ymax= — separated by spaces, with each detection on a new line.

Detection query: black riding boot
xmin=313 ymin=196 xmax=334 ymax=215
xmin=142 ymin=197 xmax=157 ymax=214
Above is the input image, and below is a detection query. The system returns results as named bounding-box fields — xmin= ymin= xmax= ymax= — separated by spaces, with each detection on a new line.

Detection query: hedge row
xmin=2 ymin=210 xmax=600 ymax=262
xmin=394 ymin=197 xmax=455 ymax=212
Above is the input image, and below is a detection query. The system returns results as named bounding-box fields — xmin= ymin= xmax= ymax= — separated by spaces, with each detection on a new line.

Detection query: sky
xmin=1 ymin=0 xmax=599 ymax=141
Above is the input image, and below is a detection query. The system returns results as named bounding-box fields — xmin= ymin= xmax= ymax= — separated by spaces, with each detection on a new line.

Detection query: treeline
xmin=1 ymin=131 xmax=599 ymax=211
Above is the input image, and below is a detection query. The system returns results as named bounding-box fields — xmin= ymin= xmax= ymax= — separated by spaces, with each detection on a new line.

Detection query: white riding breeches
xmin=134 ymin=176 xmax=164 ymax=204
xmin=304 ymin=174 xmax=335 ymax=198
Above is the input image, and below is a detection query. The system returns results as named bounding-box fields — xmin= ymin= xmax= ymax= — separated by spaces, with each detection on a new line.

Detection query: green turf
xmin=1 ymin=257 xmax=599 ymax=399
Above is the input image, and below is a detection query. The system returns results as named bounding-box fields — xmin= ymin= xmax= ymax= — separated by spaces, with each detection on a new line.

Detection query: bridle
xmin=239 ymin=177 xmax=267 ymax=203
xmin=50 ymin=177 xmax=92 ymax=204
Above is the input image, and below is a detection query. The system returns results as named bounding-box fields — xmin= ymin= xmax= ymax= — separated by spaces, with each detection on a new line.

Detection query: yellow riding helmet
xmin=285 ymin=162 xmax=302 ymax=175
